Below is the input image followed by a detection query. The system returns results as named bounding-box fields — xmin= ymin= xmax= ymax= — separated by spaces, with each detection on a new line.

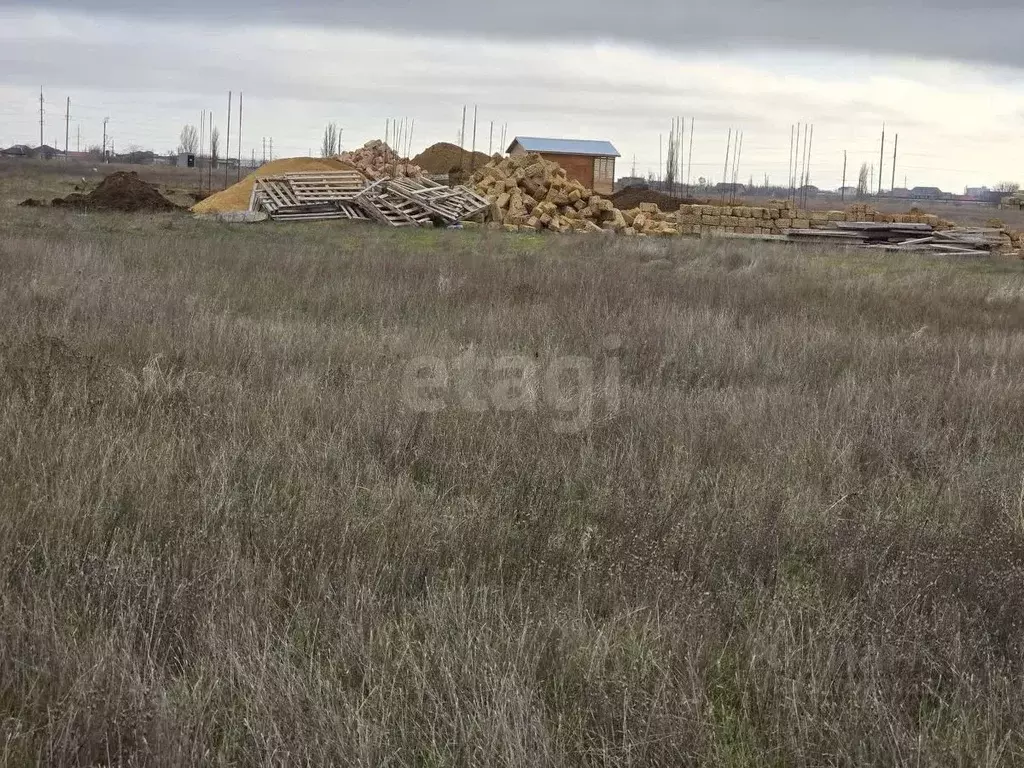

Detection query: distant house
xmin=909 ymin=186 xmax=944 ymax=200
xmin=507 ymin=136 xmax=620 ymax=196
xmin=614 ymin=176 xmax=647 ymax=193
xmin=0 ymin=144 xmax=32 ymax=157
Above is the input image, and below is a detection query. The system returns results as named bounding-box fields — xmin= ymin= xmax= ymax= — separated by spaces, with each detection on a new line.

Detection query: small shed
xmin=507 ymin=137 xmax=620 ymax=196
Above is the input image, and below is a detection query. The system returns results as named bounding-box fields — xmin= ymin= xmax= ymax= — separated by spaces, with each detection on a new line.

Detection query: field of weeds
xmin=4 ymin=196 xmax=1024 ymax=765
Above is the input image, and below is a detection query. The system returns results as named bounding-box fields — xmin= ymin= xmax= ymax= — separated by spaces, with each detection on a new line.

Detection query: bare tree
xmin=857 ymin=162 xmax=870 ymax=199
xmin=178 ymin=124 xmax=199 ymax=154
xmin=321 ymin=122 xmax=340 ymax=157
xmin=210 ymin=127 xmax=220 ymax=168
xmin=996 ymin=181 xmax=1020 ymax=194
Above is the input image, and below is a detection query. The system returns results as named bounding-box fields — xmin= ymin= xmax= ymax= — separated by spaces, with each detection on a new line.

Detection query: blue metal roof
xmin=508 ymin=137 xmax=620 ymax=158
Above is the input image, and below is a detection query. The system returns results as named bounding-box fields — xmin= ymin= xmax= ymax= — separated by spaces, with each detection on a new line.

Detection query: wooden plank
xmin=835 ymin=221 xmax=934 ymax=232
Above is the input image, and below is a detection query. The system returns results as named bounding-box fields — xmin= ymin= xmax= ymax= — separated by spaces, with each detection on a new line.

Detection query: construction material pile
xmin=249 ymin=171 xmax=489 ymax=226
xmin=783 ymin=221 xmax=1017 ymax=257
xmin=338 ymin=140 xmax=422 ymax=180
xmin=413 ymin=142 xmax=492 ymax=175
xmin=52 ymin=171 xmax=180 ymax=213
xmin=473 ymin=153 xmax=639 ymax=234
xmin=192 ymin=157 xmax=357 ymax=215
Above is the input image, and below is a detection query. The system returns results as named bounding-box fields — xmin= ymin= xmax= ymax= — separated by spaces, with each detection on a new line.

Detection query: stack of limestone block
xmin=473 ymin=153 xmax=629 ymax=234
xmin=674 ymin=200 xmax=948 ymax=237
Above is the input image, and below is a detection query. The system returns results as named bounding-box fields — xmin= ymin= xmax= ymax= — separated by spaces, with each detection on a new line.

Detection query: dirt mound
xmin=18 ymin=198 xmax=45 ymax=207
xmin=52 ymin=172 xmax=180 ymax=213
xmin=413 ymin=142 xmax=491 ymax=174
xmin=191 ymin=157 xmax=359 ymax=214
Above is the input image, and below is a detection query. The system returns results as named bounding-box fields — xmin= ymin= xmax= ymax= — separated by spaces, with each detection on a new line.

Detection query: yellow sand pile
xmin=191 ymin=157 xmax=360 ymax=214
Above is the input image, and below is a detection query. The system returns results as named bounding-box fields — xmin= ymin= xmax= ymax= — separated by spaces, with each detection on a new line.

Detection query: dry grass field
xmin=4 ymin=163 xmax=1024 ymax=765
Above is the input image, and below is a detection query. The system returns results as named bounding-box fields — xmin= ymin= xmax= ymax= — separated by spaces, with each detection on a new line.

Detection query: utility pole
xmin=262 ymin=136 xmax=266 ymax=164
xmin=471 ymin=105 xmax=478 ymax=172
xmin=878 ymin=123 xmax=886 ymax=195
xmin=76 ymin=124 xmax=80 ymax=153
xmin=39 ymin=88 xmax=44 ymax=151
xmin=199 ymin=109 xmax=205 ymax=168
xmin=891 ymin=133 xmax=898 ymax=192
xmin=488 ymin=120 xmax=494 ymax=156
xmin=269 ymin=137 xmax=273 ymax=162
xmin=64 ymin=97 xmax=69 ymax=159
xmin=102 ymin=117 xmax=109 ymax=162
xmin=841 ymin=150 xmax=847 ymax=202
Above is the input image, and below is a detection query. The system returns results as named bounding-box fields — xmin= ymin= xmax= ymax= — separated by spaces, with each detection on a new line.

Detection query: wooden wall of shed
xmin=538 ymin=153 xmax=596 ymax=193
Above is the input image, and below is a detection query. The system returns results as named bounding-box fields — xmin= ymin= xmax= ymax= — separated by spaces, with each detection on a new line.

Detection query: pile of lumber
xmin=338 ymin=140 xmax=422 ymax=180
xmin=783 ymin=222 xmax=1017 ymax=257
xmin=249 ymin=171 xmax=487 ymax=226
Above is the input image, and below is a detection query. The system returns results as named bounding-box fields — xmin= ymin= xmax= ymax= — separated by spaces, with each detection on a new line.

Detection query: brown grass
xmin=3 ymin=188 xmax=1024 ymax=764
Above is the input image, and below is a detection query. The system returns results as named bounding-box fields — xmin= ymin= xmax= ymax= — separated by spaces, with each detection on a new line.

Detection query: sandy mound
xmin=191 ymin=157 xmax=359 ymax=214
xmin=413 ymin=142 xmax=491 ymax=174
xmin=52 ymin=172 xmax=180 ymax=213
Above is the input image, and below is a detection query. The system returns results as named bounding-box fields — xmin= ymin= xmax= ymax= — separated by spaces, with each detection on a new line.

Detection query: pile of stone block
xmin=472 ymin=154 xmax=630 ymax=234
xmin=339 ymin=140 xmax=423 ymax=180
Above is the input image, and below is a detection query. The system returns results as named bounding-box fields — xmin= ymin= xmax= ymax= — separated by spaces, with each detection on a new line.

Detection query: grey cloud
xmin=8 ymin=0 xmax=1024 ymax=69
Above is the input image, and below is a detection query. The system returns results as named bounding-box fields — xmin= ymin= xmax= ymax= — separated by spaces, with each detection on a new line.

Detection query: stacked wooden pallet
xmin=249 ymin=171 xmax=366 ymax=221
xmin=248 ymin=171 xmax=489 ymax=227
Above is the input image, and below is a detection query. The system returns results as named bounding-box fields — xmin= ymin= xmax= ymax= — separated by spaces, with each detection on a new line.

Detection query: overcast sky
xmin=2 ymin=1 xmax=1023 ymax=191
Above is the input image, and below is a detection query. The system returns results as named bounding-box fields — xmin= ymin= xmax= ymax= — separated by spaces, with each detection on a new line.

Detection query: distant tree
xmin=996 ymin=181 xmax=1020 ymax=194
xmin=697 ymin=176 xmax=707 ymax=187
xmin=178 ymin=124 xmax=199 ymax=154
xmin=85 ymin=145 xmax=104 ymax=160
xmin=321 ymin=122 xmax=340 ymax=157
xmin=210 ymin=127 xmax=220 ymax=168
xmin=857 ymin=163 xmax=870 ymax=199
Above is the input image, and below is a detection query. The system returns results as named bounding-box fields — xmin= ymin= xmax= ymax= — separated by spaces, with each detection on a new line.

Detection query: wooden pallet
xmin=355 ymin=180 xmax=434 ymax=227
xmin=385 ymin=177 xmax=490 ymax=223
xmin=250 ymin=174 xmax=370 ymax=221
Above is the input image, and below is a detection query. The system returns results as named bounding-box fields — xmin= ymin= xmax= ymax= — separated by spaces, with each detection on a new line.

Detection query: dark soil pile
xmin=52 ymin=171 xmax=180 ymax=213
xmin=18 ymin=198 xmax=45 ymax=207
xmin=413 ymin=142 xmax=492 ymax=174
xmin=610 ymin=185 xmax=716 ymax=211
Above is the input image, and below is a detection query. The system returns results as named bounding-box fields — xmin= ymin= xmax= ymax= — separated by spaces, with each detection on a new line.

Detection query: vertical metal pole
xmin=804 ymin=125 xmax=814 ymax=206
xmin=471 ymin=105 xmax=478 ymax=171
xmin=64 ymin=97 xmax=69 ymax=159
xmin=685 ymin=117 xmax=694 ymax=196
xmin=841 ymin=150 xmax=847 ymax=202
xmin=459 ymin=106 xmax=467 ymax=171
xmin=236 ymin=91 xmax=243 ymax=182
xmin=878 ymin=123 xmax=886 ymax=195
xmin=788 ymin=125 xmax=795 ymax=199
xmin=722 ymin=128 xmax=732 ymax=199
xmin=224 ymin=91 xmax=232 ymax=187
xmin=891 ymin=134 xmax=898 ymax=193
